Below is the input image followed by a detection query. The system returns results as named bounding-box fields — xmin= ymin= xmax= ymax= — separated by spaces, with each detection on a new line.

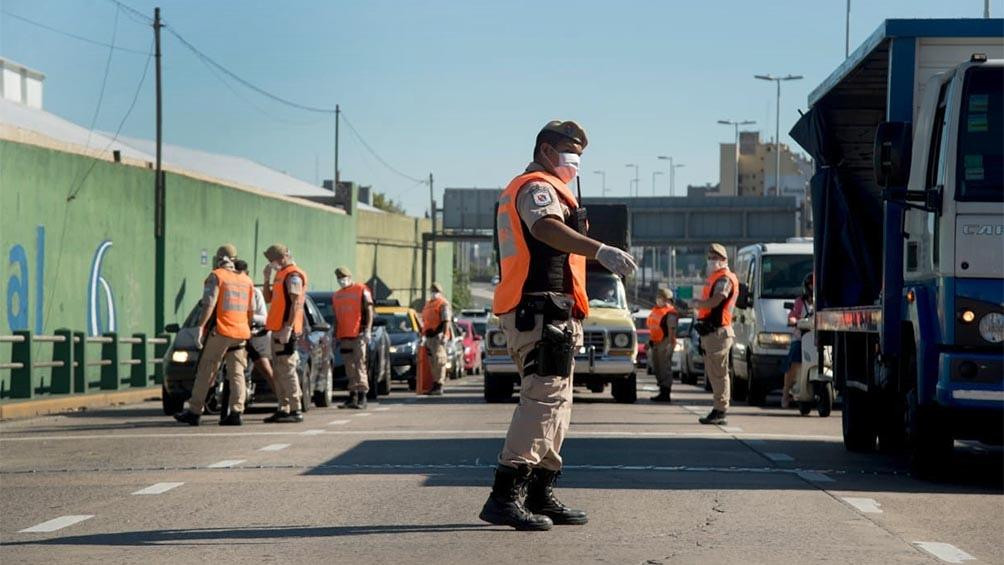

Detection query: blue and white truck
xmin=791 ymin=19 xmax=1003 ymax=474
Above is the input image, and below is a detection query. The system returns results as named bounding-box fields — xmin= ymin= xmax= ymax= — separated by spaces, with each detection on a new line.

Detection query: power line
xmin=340 ymin=111 xmax=426 ymax=184
xmin=0 ymin=10 xmax=151 ymax=55
xmin=82 ymin=5 xmax=120 ymax=153
xmin=102 ymin=0 xmax=152 ymax=25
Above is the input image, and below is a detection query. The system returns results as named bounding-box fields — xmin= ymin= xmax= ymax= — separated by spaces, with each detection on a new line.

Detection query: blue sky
xmin=1 ymin=0 xmax=999 ymax=215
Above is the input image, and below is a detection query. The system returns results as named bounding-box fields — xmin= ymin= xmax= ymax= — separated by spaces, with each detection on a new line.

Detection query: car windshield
xmin=472 ymin=322 xmax=486 ymax=337
xmin=586 ymin=271 xmax=628 ymax=309
xmin=676 ymin=318 xmax=692 ymax=337
xmin=760 ymin=254 xmax=812 ymax=299
xmin=309 ymin=294 xmax=335 ymax=325
xmin=378 ymin=313 xmax=415 ymax=334
xmin=957 ymin=66 xmax=1003 ymax=202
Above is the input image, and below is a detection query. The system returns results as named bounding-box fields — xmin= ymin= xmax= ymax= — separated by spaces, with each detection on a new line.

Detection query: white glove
xmin=595 ymin=244 xmax=638 ymax=277
xmin=275 ymin=325 xmax=293 ymax=344
xmin=364 ymin=330 xmax=372 ymax=343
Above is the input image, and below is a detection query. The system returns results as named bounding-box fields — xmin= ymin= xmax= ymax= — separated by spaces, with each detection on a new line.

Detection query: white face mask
xmin=707 ymin=259 xmax=727 ymax=274
xmin=430 ymin=291 xmax=441 ymax=300
xmin=338 ymin=277 xmax=352 ymax=288
xmin=553 ymin=152 xmax=580 ymax=183
xmin=656 ymin=298 xmax=667 ymax=307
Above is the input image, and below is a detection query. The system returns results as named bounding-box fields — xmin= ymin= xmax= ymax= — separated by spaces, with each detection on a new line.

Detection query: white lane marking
xmin=373 ymin=407 xmax=390 ymax=412
xmin=258 ymin=443 xmax=290 ymax=452
xmin=841 ymin=497 xmax=882 ymax=514
xmin=207 ymin=459 xmax=245 ymax=469
xmin=764 ymin=452 xmax=794 ymax=462
xmin=797 ymin=470 xmax=834 ymax=483
xmin=132 ymin=482 xmax=184 ymax=495
xmin=721 ymin=426 xmax=744 ymax=433
xmin=327 ymin=420 xmax=350 ymax=426
xmin=683 ymin=405 xmax=703 ymax=412
xmin=641 ymin=385 xmax=659 ymax=392
xmin=300 ymin=429 xmax=325 ymax=436
xmin=913 ymin=542 xmax=975 ymax=563
xmin=354 ymin=413 xmax=372 ymax=417
xmin=0 ymin=430 xmax=844 ymax=441
xmin=20 ymin=515 xmax=94 ymax=533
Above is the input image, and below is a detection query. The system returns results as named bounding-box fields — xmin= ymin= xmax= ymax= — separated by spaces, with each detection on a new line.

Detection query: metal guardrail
xmin=0 ymin=329 xmax=173 ymax=400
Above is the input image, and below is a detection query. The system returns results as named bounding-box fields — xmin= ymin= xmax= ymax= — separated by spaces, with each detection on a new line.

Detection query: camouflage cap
xmin=264 ymin=243 xmax=289 ymax=261
xmin=539 ymin=120 xmax=588 ymax=148
xmin=216 ymin=243 xmax=237 ymax=259
xmin=335 ymin=266 xmax=352 ymax=278
xmin=709 ymin=243 xmax=728 ymax=260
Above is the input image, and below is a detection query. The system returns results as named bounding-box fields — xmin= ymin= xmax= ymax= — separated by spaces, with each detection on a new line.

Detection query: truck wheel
xmin=611 ymin=373 xmax=637 ymax=404
xmin=816 ymin=381 xmax=833 ymax=418
xmin=588 ymin=381 xmax=605 ymax=393
xmin=907 ymin=389 xmax=953 ymax=478
xmin=484 ymin=372 xmax=514 ymax=403
xmin=842 ymin=387 xmax=876 ymax=452
xmin=161 ymin=383 xmax=184 ymax=415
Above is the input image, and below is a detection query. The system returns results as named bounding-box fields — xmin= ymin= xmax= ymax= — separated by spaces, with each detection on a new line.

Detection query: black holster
xmin=518 ymin=295 xmax=575 ymax=377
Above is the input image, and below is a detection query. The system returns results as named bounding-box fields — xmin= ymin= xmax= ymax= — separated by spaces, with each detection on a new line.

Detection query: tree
xmin=452 ymin=269 xmax=472 ymax=309
xmin=372 ymin=192 xmax=407 ymax=215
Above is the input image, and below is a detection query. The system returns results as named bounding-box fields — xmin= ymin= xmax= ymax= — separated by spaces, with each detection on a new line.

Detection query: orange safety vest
xmin=211 ymin=268 xmax=253 ymax=340
xmin=422 ymin=295 xmax=451 ymax=338
xmin=646 ymin=304 xmax=678 ymax=344
xmin=332 ymin=283 xmax=371 ymax=339
xmin=698 ymin=268 xmax=739 ymax=327
xmin=492 ymin=170 xmax=589 ymax=319
xmin=265 ymin=264 xmax=308 ymax=333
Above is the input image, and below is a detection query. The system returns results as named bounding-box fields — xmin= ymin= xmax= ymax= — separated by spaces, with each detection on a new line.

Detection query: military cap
xmin=657 ymin=287 xmax=674 ymax=300
xmin=216 ymin=243 xmax=237 ymax=259
xmin=335 ymin=266 xmax=352 ymax=278
xmin=709 ymin=243 xmax=728 ymax=260
xmin=540 ymin=120 xmax=588 ymax=148
xmin=430 ymin=281 xmax=444 ymax=293
xmin=264 ymin=243 xmax=289 ymax=261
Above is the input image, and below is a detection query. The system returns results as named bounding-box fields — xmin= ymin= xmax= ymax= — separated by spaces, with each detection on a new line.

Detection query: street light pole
xmin=651 ymin=171 xmax=664 ymax=196
xmin=656 ymin=156 xmax=684 ymax=196
xmin=715 ymin=120 xmax=755 ymax=196
xmin=845 ymin=0 xmax=851 ymax=58
xmin=593 ymin=170 xmax=607 ymax=196
xmin=754 ymin=74 xmax=802 ymax=197
xmin=625 ymin=163 xmax=639 ymax=197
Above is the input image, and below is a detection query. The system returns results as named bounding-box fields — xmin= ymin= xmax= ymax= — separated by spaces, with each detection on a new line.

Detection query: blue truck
xmin=791 ymin=19 xmax=1003 ymax=475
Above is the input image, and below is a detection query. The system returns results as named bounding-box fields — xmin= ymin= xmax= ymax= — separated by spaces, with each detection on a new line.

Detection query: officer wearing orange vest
xmin=421 ymin=281 xmax=451 ymax=396
xmin=174 ymin=244 xmax=254 ymax=426
xmin=691 ymin=243 xmax=740 ymax=425
xmin=261 ymin=244 xmax=308 ymax=424
xmin=479 ymin=121 xmax=637 ymax=532
xmin=647 ymin=287 xmax=679 ymax=403
xmin=332 ymin=266 xmax=374 ymax=409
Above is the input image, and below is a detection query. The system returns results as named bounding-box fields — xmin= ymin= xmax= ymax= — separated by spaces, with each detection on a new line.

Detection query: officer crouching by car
xmin=479 ymin=120 xmax=637 ymax=531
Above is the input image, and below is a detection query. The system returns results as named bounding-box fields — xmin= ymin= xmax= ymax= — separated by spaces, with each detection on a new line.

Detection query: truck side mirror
xmin=873 ymin=121 xmax=912 ymax=188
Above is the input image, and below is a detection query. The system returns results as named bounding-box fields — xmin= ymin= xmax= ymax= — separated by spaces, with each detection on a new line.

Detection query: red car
xmin=456 ymin=319 xmax=483 ymax=375
xmin=636 ymin=329 xmax=650 ymax=369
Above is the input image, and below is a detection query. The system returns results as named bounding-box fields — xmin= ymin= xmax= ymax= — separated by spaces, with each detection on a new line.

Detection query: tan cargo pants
xmin=498 ymin=310 xmax=583 ymax=472
xmin=188 ymin=332 xmax=247 ymax=415
xmin=342 ymin=336 xmax=369 ymax=393
xmin=271 ymin=338 xmax=302 ymax=413
xmin=427 ymin=335 xmax=449 ymax=385
xmin=701 ymin=327 xmax=734 ymax=412
xmin=651 ymin=339 xmax=674 ymax=390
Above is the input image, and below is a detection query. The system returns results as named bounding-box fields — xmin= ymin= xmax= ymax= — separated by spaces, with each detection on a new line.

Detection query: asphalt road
xmin=1 ymin=373 xmax=1002 ymax=565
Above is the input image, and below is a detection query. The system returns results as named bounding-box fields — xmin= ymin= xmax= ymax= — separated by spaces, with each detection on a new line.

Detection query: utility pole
xmin=845 ymin=0 xmax=851 ymax=58
xmin=334 ymin=104 xmax=340 ymax=189
xmin=153 ymin=6 xmax=165 ymax=334
xmin=429 ymin=172 xmax=436 ymax=296
xmin=651 ymin=171 xmax=663 ymax=196
xmin=625 ymin=163 xmax=639 ymax=197
xmin=985 ymin=0 xmax=991 ymax=18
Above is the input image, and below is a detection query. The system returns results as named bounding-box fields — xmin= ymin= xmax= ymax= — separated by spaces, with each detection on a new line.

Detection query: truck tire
xmin=611 ymin=373 xmax=637 ymax=403
xmin=842 ymin=387 xmax=876 ymax=452
xmin=161 ymin=383 xmax=184 ymax=415
xmin=907 ymin=389 xmax=953 ymax=478
xmin=484 ymin=372 xmax=514 ymax=403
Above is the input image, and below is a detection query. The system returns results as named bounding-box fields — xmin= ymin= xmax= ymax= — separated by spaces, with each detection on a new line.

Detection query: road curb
xmin=0 ymin=387 xmax=161 ymax=420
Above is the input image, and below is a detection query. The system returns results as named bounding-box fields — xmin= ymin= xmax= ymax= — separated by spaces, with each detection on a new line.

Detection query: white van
xmin=730 ymin=241 xmax=813 ymax=405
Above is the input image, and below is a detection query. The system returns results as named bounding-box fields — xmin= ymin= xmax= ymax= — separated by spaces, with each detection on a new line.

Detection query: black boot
xmin=479 ymin=465 xmax=553 ymax=531
xmin=698 ymin=409 xmax=727 ymax=425
xmin=263 ymin=410 xmax=288 ymax=423
xmin=357 ymin=391 xmax=368 ymax=409
xmin=173 ymin=410 xmax=200 ymax=426
xmin=428 ymin=382 xmax=444 ymax=396
xmin=650 ymin=386 xmax=672 ymax=402
xmin=337 ymin=393 xmax=359 ymax=410
xmin=526 ymin=469 xmax=588 ymax=525
xmin=219 ymin=412 xmax=243 ymax=426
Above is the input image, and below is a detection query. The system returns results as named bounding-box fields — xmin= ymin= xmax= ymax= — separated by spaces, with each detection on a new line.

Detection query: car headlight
xmin=489 ymin=331 xmax=507 ymax=348
xmin=170 ymin=350 xmax=191 ymax=363
xmin=674 ymin=340 xmax=684 ymax=352
xmin=389 ymin=345 xmax=398 ymax=353
xmin=757 ymin=332 xmax=791 ymax=348
xmin=979 ymin=312 xmax=1004 ymax=344
xmin=611 ymin=332 xmax=632 ymax=349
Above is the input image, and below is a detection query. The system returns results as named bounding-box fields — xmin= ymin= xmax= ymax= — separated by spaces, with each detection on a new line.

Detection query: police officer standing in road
xmin=174 ymin=245 xmax=254 ymax=426
xmin=647 ymin=287 xmax=679 ymax=403
xmin=691 ymin=243 xmax=739 ymax=425
xmin=261 ymin=244 xmax=308 ymax=424
xmin=332 ymin=266 xmax=374 ymax=409
xmin=421 ymin=282 xmax=451 ymax=396
xmin=480 ymin=121 xmax=637 ymax=531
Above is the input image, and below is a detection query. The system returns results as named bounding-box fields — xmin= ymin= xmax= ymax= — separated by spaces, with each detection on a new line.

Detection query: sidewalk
xmin=0 ymin=387 xmax=161 ymax=420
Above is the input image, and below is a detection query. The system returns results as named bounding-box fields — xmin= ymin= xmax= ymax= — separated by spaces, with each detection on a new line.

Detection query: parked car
xmin=375 ymin=301 xmax=423 ymax=390
xmin=446 ymin=319 xmax=466 ymax=380
xmin=632 ymin=309 xmax=650 ymax=371
xmin=457 ymin=308 xmax=490 ymax=338
xmin=676 ymin=317 xmax=706 ymax=387
xmin=456 ymin=319 xmax=483 ymax=375
xmin=162 ymin=291 xmax=334 ymax=414
xmin=307 ymin=291 xmax=391 ymax=400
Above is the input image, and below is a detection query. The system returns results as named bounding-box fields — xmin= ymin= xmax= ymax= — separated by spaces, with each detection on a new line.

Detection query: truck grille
xmin=581 ymin=330 xmax=606 ymax=353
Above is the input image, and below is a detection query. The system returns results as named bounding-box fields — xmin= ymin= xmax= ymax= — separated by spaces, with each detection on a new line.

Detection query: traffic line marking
xmin=913 ymin=542 xmax=975 ymax=563
xmin=721 ymin=426 xmax=744 ymax=433
xmin=258 ymin=443 xmax=290 ymax=452
xmin=796 ymin=470 xmax=834 ymax=483
xmin=132 ymin=482 xmax=184 ymax=495
xmin=373 ymin=407 xmax=390 ymax=412
xmin=354 ymin=413 xmax=372 ymax=417
xmin=841 ymin=497 xmax=882 ymax=514
xmin=641 ymin=385 xmax=659 ymax=392
xmin=207 ymin=459 xmax=245 ymax=469
xmin=300 ymin=429 xmax=325 ymax=435
xmin=327 ymin=420 xmax=350 ymax=426
xmin=764 ymin=452 xmax=794 ymax=462
xmin=20 ymin=515 xmax=94 ymax=533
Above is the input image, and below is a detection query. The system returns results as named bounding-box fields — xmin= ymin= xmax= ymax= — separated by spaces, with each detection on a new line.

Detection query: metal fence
xmin=0 ymin=330 xmax=172 ymax=401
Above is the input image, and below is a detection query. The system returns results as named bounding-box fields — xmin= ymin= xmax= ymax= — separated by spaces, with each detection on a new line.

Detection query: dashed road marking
xmin=764 ymin=452 xmax=794 ymax=462
xmin=20 ymin=515 xmax=94 ymax=533
xmin=913 ymin=542 xmax=975 ymax=563
xmin=354 ymin=413 xmax=372 ymax=417
xmin=721 ymin=426 xmax=744 ymax=433
xmin=207 ymin=459 xmax=246 ymax=469
xmin=131 ymin=482 xmax=184 ymax=495
xmin=300 ymin=429 xmax=325 ymax=435
xmin=373 ymin=407 xmax=390 ymax=412
xmin=258 ymin=443 xmax=290 ymax=452
xmin=841 ymin=497 xmax=882 ymax=514
xmin=797 ymin=470 xmax=834 ymax=483
xmin=641 ymin=385 xmax=659 ymax=392
xmin=327 ymin=420 xmax=350 ymax=426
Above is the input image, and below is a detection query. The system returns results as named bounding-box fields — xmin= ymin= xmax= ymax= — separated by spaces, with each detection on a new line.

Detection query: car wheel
xmin=407 ymin=377 xmax=417 ymax=391
xmin=161 ymin=382 xmax=184 ymax=415
xmin=299 ymin=366 xmax=310 ymax=413
xmin=611 ymin=373 xmax=637 ymax=404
